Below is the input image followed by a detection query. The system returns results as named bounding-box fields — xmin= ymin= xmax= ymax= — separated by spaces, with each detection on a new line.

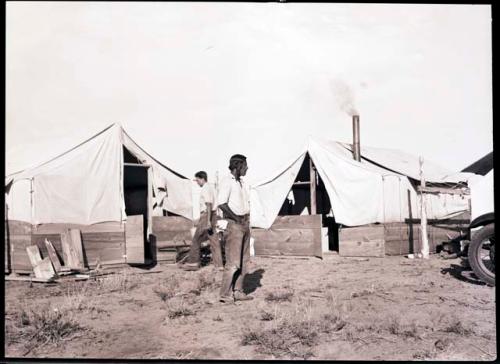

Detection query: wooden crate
xmin=252 ymin=215 xmax=323 ymax=258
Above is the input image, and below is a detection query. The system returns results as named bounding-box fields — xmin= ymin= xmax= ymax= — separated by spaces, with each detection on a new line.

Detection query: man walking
xmin=217 ymin=154 xmax=254 ymax=302
xmin=181 ymin=171 xmax=222 ymax=270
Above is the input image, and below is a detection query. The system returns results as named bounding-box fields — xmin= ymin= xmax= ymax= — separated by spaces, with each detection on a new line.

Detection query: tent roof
xmin=5 ymin=123 xmax=188 ymax=184
xmin=338 ymin=141 xmax=473 ymax=184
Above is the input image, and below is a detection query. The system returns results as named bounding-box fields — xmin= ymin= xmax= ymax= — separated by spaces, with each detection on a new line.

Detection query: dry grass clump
xmin=386 ymin=316 xmax=420 ymax=339
xmin=154 ymin=276 xmax=180 ymax=301
xmin=96 ymin=270 xmax=140 ymax=293
xmin=62 ymin=283 xmax=103 ymax=314
xmin=190 ymin=269 xmax=218 ymax=295
xmin=166 ymin=299 xmax=195 ymax=319
xmin=442 ymin=317 xmax=474 ymax=336
xmin=264 ymin=287 xmax=294 ymax=303
xmin=6 ymin=304 xmax=83 ymax=353
xmin=242 ymin=300 xmax=345 ymax=358
xmin=260 ymin=310 xmax=275 ymax=321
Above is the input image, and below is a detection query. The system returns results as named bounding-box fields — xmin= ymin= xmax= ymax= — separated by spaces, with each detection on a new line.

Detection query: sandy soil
xmin=4 ymin=254 xmax=496 ymax=360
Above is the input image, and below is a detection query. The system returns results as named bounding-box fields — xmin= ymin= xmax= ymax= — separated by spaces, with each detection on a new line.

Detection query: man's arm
xmin=205 ymin=202 xmax=213 ymax=229
xmin=218 ymin=203 xmax=242 ymax=223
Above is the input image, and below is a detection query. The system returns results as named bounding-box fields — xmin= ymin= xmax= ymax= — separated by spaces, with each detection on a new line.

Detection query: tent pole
xmin=419 ymin=157 xmax=429 ymax=259
xmin=309 ymin=157 xmax=317 ymax=215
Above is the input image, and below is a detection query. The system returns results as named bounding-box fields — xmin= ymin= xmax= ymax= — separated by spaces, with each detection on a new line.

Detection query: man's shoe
xmin=233 ymin=291 xmax=254 ymax=301
xmin=219 ymin=295 xmax=233 ymax=304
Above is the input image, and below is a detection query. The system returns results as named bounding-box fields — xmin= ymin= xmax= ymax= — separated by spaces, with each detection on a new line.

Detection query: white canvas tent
xmin=250 ymin=137 xmax=473 ymax=229
xmin=5 ymin=124 xmax=194 ymax=226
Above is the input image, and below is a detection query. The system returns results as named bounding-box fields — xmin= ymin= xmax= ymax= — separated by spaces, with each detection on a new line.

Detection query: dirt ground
xmin=4 ymin=254 xmax=497 ymax=360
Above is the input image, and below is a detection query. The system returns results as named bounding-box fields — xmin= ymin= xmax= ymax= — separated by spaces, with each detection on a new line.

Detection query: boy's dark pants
xmin=186 ymin=211 xmax=223 ymax=267
xmin=219 ymin=217 xmax=250 ymax=298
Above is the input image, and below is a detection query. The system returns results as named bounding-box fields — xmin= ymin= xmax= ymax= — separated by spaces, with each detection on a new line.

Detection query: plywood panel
xmin=339 ymin=239 xmax=385 ymax=257
xmin=152 ymin=216 xmax=193 ymax=231
xmin=270 ymin=215 xmax=322 ymax=229
xmin=339 ymin=225 xmax=385 ymax=257
xmin=33 ymin=257 xmax=56 ymax=279
xmin=61 ymin=229 xmax=83 ymax=269
xmin=252 ymin=231 xmax=321 ymax=257
xmin=26 ymin=245 xmax=42 ymax=267
xmin=251 ymin=229 xmax=321 ymax=244
xmin=254 ymin=241 xmax=317 ymax=256
xmin=44 ymin=239 xmax=62 ymax=272
xmin=154 ymin=230 xmax=193 ymax=242
xmin=69 ymin=229 xmax=85 ymax=269
xmin=125 ymin=215 xmax=145 ymax=264
xmin=32 ymin=222 xmax=124 ymax=234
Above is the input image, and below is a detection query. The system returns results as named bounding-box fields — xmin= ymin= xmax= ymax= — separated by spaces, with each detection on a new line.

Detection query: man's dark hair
xmin=194 ymin=171 xmax=208 ymax=181
xmin=229 ymin=154 xmax=247 ymax=181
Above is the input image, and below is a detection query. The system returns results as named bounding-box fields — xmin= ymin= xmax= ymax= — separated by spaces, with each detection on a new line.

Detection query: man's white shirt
xmin=217 ymin=175 xmax=250 ymax=216
xmin=200 ymin=183 xmax=217 ymax=213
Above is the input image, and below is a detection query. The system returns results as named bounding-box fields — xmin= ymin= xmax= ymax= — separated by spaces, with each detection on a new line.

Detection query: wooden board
xmin=252 ymin=215 xmax=323 ymax=258
xmin=6 ymin=220 xmax=32 ymax=272
xmin=26 ymin=245 xmax=42 ymax=268
xmin=154 ymin=230 xmax=193 ymax=242
xmin=152 ymin=216 xmax=194 ymax=231
xmin=151 ymin=216 xmax=194 ymax=263
xmin=269 ymin=215 xmax=322 ymax=229
xmin=339 ymin=239 xmax=385 ymax=257
xmin=69 ymin=229 xmax=85 ymax=269
xmin=61 ymin=229 xmax=81 ymax=269
xmin=44 ymin=239 xmax=62 ymax=272
xmin=156 ymin=249 xmax=177 ymax=263
xmin=32 ymin=221 xmax=124 ymax=234
xmin=339 ymin=225 xmax=385 ymax=257
xmin=125 ymin=215 xmax=145 ymax=265
xmin=33 ymin=257 xmax=56 ymax=279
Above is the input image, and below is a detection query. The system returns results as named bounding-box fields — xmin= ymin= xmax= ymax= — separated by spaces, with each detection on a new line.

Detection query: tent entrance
xmin=124 ymin=163 xmax=153 ymax=263
xmin=278 ymin=153 xmax=339 ymax=252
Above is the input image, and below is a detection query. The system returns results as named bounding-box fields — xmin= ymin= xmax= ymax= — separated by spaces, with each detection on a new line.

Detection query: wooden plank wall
xmin=252 ymin=215 xmax=323 ymax=258
xmin=339 ymin=225 xmax=385 ymax=257
xmin=6 ymin=220 xmax=32 ymax=273
xmin=4 ymin=222 xmax=127 ymax=273
xmin=152 ymin=216 xmax=194 ymax=262
xmin=384 ymin=211 xmax=469 ymax=255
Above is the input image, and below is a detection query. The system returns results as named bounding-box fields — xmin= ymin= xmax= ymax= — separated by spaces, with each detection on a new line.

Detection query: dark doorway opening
xmin=277 ymin=153 xmax=339 ymax=251
xmin=123 ymin=164 xmax=151 ymax=261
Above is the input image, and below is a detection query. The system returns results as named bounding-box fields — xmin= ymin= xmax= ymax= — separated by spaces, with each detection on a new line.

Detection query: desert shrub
xmin=260 ymin=310 xmax=275 ymax=321
xmin=154 ymin=276 xmax=180 ymax=301
xmin=442 ymin=317 xmax=474 ymax=336
xmin=386 ymin=317 xmax=420 ymax=339
xmin=7 ymin=304 xmax=83 ymax=353
xmin=264 ymin=288 xmax=294 ymax=303
xmin=96 ymin=270 xmax=140 ymax=293
xmin=167 ymin=299 xmax=195 ymax=319
xmin=242 ymin=301 xmax=345 ymax=358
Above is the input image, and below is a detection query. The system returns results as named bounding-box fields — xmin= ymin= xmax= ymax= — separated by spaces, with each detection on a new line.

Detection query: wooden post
xmin=309 ymin=157 xmax=317 ymax=215
xmin=419 ymin=157 xmax=429 ymax=259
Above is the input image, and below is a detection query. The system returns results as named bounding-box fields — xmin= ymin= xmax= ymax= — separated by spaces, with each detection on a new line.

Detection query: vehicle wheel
xmin=468 ymin=223 xmax=495 ymax=286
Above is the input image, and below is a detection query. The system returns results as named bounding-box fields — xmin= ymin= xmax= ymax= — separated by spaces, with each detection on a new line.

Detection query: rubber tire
xmin=468 ymin=223 xmax=495 ymax=286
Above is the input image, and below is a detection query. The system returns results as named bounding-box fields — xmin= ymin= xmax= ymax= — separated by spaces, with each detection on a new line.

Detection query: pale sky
xmin=6 ymin=2 xmax=492 ymax=184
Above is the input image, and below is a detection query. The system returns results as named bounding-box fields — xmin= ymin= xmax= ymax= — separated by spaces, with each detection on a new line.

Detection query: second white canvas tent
xmin=250 ymin=137 xmax=473 ymax=229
